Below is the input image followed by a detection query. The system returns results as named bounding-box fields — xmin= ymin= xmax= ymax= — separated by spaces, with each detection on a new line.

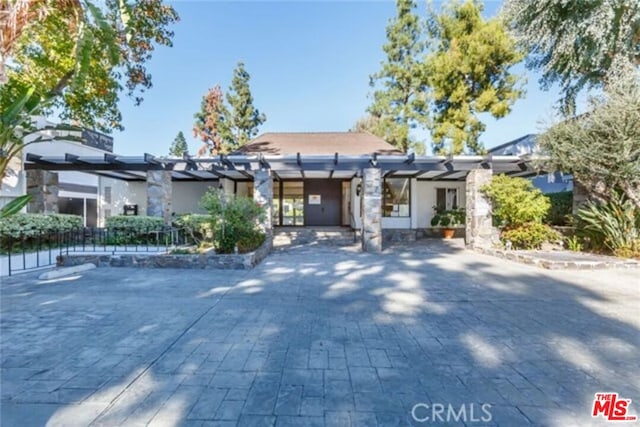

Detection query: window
xmin=104 ymin=186 xmax=112 ymax=204
xmin=383 ymin=178 xmax=410 ymax=217
xmin=436 ymin=188 xmax=458 ymax=211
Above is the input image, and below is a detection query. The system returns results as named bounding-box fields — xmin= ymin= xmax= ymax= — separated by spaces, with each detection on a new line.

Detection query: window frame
xmin=382 ymin=177 xmax=411 ymax=218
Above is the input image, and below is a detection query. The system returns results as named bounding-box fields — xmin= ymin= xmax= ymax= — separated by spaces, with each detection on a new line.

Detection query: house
xmin=22 ymin=131 xmax=536 ymax=251
xmin=488 ymin=134 xmax=573 ymax=193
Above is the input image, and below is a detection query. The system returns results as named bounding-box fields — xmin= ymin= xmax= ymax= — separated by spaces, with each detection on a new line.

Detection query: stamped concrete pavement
xmin=1 ymin=240 xmax=639 ymax=426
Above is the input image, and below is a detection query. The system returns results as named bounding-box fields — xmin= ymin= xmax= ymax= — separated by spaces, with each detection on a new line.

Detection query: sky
xmin=113 ymin=0 xmax=564 ymax=156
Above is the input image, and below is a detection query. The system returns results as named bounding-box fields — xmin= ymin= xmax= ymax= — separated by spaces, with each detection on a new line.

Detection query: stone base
xmin=59 ymin=237 xmax=272 ymax=270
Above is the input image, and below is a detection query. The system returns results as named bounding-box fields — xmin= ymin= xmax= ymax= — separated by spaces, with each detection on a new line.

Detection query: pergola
xmin=25 ymin=152 xmax=537 ymax=181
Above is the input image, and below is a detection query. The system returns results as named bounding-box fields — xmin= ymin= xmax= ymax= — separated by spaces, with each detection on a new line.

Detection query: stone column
xmin=572 ymin=180 xmax=589 ymax=215
xmin=26 ymin=170 xmax=59 ymax=214
xmin=362 ymin=168 xmax=382 ymax=252
xmin=465 ymin=168 xmax=493 ymax=249
xmin=253 ymin=169 xmax=273 ymax=235
xmin=146 ymin=170 xmax=172 ymax=224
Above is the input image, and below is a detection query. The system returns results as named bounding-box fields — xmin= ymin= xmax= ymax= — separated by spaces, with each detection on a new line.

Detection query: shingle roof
xmin=233 ymin=132 xmax=402 ymax=155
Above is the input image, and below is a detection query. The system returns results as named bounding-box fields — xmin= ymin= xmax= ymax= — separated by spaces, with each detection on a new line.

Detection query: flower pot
xmin=442 ymin=228 xmax=455 ymax=239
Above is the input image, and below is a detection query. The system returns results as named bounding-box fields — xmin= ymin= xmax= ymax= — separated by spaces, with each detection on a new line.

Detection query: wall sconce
xmin=356 ymin=183 xmax=362 ymax=196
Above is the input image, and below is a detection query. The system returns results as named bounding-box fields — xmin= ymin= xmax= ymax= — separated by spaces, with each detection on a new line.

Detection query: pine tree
xmin=224 ymin=62 xmax=266 ymax=149
xmin=368 ymin=0 xmax=429 ymax=153
xmin=169 ymin=131 xmax=189 ymax=157
xmin=424 ymin=0 xmax=524 ymax=154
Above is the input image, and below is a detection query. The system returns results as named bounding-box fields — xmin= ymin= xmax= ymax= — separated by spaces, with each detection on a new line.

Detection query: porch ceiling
xmin=24 ymin=152 xmax=540 ymax=181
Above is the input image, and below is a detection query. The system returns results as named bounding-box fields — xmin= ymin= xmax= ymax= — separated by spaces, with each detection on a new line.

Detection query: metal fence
xmin=1 ymin=227 xmax=193 ymax=277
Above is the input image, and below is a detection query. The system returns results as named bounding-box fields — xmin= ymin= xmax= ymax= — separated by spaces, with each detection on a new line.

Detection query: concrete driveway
xmin=1 ymin=241 xmax=639 ymax=426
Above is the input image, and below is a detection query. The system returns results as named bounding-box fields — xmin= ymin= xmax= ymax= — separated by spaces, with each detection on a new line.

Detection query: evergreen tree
xmin=223 ymin=62 xmax=266 ymax=149
xmin=424 ymin=0 xmax=524 ymax=154
xmin=503 ymin=0 xmax=640 ymax=114
xmin=368 ymin=0 xmax=429 ymax=153
xmin=169 ymin=131 xmax=188 ymax=157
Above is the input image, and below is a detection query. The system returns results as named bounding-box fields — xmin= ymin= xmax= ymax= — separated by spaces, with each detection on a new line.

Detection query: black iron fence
xmin=1 ymin=227 xmax=193 ymax=277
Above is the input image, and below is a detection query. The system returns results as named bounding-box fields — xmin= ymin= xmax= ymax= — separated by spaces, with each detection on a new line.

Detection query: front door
xmin=304 ymin=180 xmax=341 ymax=226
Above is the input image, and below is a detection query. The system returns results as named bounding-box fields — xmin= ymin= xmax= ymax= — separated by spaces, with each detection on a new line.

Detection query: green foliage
xmin=538 ymin=72 xmax=640 ymax=209
xmin=1 ymin=0 xmax=179 ymax=133
xmin=576 ymin=194 xmax=640 ymax=258
xmin=169 ymin=131 xmax=189 ymax=157
xmin=224 ymin=62 xmax=266 ymax=149
xmin=503 ymin=0 xmax=640 ymax=114
xmin=545 ymin=191 xmax=573 ymax=226
xmin=501 ymin=223 xmax=561 ymax=250
xmin=564 ymin=235 xmax=583 ymax=252
xmin=368 ymin=0 xmax=429 ymax=153
xmin=430 ymin=208 xmax=465 ymax=228
xmin=481 ymin=175 xmax=551 ymax=227
xmin=200 ymin=189 xmax=265 ymax=254
xmin=0 ymin=195 xmax=31 ymax=219
xmin=0 ymin=213 xmax=83 ymax=238
xmin=105 ymin=215 xmax=165 ymax=231
xmin=172 ymin=213 xmax=212 ymax=244
xmin=425 ymin=0 xmax=524 ymax=154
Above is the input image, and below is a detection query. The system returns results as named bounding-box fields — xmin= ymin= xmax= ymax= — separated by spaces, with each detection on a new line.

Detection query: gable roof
xmin=488 ymin=134 xmax=538 ymax=156
xmin=233 ymin=132 xmax=402 ymax=156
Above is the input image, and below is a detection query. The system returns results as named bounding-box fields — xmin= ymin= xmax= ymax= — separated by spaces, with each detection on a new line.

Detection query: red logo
xmin=592 ymin=393 xmax=638 ymax=422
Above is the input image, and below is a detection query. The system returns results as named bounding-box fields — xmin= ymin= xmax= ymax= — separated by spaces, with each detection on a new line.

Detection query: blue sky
xmin=114 ymin=1 xmax=563 ymax=156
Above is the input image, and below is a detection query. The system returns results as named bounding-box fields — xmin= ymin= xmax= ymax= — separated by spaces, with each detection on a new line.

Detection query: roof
xmin=488 ymin=134 xmax=538 ymax=156
xmin=234 ymin=132 xmax=403 ymax=156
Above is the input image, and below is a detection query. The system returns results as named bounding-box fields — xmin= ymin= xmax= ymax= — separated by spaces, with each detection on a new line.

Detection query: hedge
xmin=0 ymin=213 xmax=83 ymax=238
xmin=105 ymin=215 xmax=165 ymax=231
xmin=545 ymin=191 xmax=573 ymax=226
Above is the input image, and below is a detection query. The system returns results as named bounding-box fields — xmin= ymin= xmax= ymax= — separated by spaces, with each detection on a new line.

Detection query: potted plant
xmin=430 ymin=208 xmax=464 ymax=239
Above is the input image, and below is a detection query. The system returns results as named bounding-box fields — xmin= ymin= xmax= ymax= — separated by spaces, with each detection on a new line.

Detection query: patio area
xmin=1 ymin=241 xmax=639 ymax=426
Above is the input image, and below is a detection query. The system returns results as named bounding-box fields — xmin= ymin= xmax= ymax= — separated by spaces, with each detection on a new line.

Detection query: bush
xmin=106 ymin=215 xmax=165 ymax=231
xmin=0 ymin=213 xmax=83 ymax=238
xmin=200 ymin=189 xmax=265 ymax=254
xmin=576 ymin=194 xmax=640 ymax=258
xmin=481 ymin=175 xmax=551 ymax=227
xmin=430 ymin=208 xmax=465 ymax=227
xmin=545 ymin=191 xmax=573 ymax=225
xmin=173 ymin=214 xmax=212 ymax=244
xmin=501 ymin=223 xmax=561 ymax=250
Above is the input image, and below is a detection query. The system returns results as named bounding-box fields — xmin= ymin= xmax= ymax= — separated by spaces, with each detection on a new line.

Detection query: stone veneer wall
xmin=253 ymin=169 xmax=273 ymax=235
xmin=465 ymin=168 xmax=493 ymax=249
xmin=572 ymin=180 xmax=589 ymax=215
xmin=146 ymin=170 xmax=172 ymax=224
xmin=59 ymin=237 xmax=273 ymax=270
xmin=362 ymin=168 xmax=382 ymax=252
xmin=26 ymin=170 xmax=59 ymax=214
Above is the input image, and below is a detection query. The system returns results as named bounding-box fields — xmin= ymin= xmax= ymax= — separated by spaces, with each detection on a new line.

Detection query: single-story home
xmin=21 ymin=131 xmax=538 ymax=251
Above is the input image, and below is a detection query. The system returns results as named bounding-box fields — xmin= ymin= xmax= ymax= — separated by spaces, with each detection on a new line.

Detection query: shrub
xmin=0 ymin=213 xmax=83 ymax=238
xmin=501 ymin=223 xmax=561 ymax=250
xmin=430 ymin=208 xmax=465 ymax=227
xmin=576 ymin=194 xmax=640 ymax=258
xmin=106 ymin=215 xmax=165 ymax=231
xmin=200 ymin=189 xmax=265 ymax=254
xmin=481 ymin=174 xmax=551 ymax=227
xmin=545 ymin=191 xmax=573 ymax=225
xmin=173 ymin=214 xmax=212 ymax=244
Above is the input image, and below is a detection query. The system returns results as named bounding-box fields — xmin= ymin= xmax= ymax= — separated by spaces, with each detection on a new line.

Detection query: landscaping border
xmin=58 ymin=237 xmax=273 ymax=270
xmin=475 ymin=246 xmax=640 ymax=270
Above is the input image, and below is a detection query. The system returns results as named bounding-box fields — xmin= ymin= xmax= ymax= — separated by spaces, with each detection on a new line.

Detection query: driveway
xmin=1 ymin=241 xmax=639 ymax=426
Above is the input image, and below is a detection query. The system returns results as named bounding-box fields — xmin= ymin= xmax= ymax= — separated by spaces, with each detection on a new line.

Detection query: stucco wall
xmin=172 ymin=181 xmax=213 ymax=214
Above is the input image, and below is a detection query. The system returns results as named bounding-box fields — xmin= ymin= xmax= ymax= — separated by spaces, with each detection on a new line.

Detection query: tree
xmin=169 ymin=131 xmax=188 ymax=157
xmin=538 ymin=69 xmax=640 ymax=209
xmin=503 ymin=0 xmax=640 ymax=114
xmin=368 ymin=0 xmax=429 ymax=153
xmin=424 ymin=0 xmax=524 ymax=155
xmin=193 ymin=85 xmax=228 ymax=155
xmin=224 ymin=62 xmax=266 ymax=149
xmin=1 ymin=0 xmax=179 ymax=132
xmin=350 ymin=115 xmax=425 ymax=154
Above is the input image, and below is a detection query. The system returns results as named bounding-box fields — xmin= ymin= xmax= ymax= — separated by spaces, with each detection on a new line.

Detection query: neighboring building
xmin=488 ymin=134 xmax=573 ymax=193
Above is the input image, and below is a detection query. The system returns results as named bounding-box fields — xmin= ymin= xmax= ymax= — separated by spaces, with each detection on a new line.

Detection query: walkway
xmin=1 ymin=241 xmax=638 ymax=426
